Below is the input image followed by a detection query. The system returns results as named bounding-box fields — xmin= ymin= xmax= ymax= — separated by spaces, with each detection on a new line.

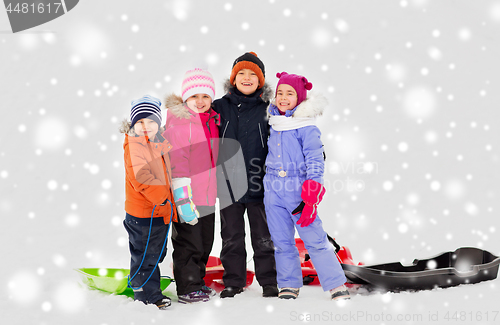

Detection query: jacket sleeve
xmin=163 ymin=127 xmax=191 ymax=178
xmin=125 ymin=142 xmax=169 ymax=205
xmin=298 ymin=126 xmax=325 ymax=184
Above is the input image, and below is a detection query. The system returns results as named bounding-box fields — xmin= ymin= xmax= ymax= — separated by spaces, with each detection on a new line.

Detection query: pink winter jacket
xmin=162 ymin=94 xmax=220 ymax=207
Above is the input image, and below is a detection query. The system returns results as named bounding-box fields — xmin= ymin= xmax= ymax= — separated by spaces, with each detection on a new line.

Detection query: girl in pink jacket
xmin=162 ymin=68 xmax=220 ymax=304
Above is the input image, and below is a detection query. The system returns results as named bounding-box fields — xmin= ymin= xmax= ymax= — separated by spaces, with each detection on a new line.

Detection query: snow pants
xmin=220 ymin=202 xmax=277 ymax=288
xmin=124 ymin=213 xmax=169 ymax=304
xmin=264 ymin=174 xmax=347 ymax=291
xmin=171 ymin=206 xmax=215 ymax=295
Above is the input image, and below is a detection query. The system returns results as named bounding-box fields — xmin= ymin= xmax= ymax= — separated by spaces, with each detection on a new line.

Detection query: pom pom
xmin=249 ymin=51 xmax=258 ymax=57
xmin=276 ymin=71 xmax=288 ymax=79
xmin=301 ymin=77 xmax=313 ymax=90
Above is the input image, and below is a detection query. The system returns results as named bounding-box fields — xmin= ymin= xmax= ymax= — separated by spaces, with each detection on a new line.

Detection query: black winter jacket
xmin=213 ymin=80 xmax=274 ymax=206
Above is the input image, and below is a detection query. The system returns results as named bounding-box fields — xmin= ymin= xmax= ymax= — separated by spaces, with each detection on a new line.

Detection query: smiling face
xmin=234 ymin=69 xmax=259 ymax=95
xmin=133 ymin=117 xmax=159 ymax=139
xmin=276 ymin=84 xmax=298 ymax=113
xmin=185 ymin=93 xmax=212 ymax=113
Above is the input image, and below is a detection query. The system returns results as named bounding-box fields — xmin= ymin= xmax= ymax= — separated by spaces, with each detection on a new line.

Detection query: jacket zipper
xmin=144 ymin=140 xmax=168 ymax=216
xmin=206 ymin=115 xmax=217 ymax=205
xmin=222 ymin=120 xmax=229 ymax=144
xmin=258 ymin=123 xmax=264 ymax=148
xmin=189 ymin=122 xmax=192 ymax=143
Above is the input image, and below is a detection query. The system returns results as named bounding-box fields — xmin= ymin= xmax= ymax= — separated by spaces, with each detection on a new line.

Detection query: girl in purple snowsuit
xmin=263 ymin=72 xmax=350 ymax=300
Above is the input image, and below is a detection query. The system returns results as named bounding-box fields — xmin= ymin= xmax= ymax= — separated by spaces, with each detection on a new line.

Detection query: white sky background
xmin=0 ymin=0 xmax=499 ymax=324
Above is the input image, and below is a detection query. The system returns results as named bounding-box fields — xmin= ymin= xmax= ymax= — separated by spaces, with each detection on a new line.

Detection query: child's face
xmin=185 ymin=93 xmax=212 ymax=113
xmin=234 ymin=69 xmax=259 ymax=95
xmin=133 ymin=117 xmax=159 ymax=139
xmin=276 ymin=84 xmax=298 ymax=112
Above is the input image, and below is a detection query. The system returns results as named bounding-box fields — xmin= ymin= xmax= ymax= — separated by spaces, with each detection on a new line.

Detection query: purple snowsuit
xmin=263 ymin=93 xmax=347 ymax=291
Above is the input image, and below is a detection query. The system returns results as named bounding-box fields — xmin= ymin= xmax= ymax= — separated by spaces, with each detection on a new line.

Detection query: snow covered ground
xmin=6 ymin=275 xmax=500 ymax=325
xmin=1 ymin=0 xmax=499 ymax=324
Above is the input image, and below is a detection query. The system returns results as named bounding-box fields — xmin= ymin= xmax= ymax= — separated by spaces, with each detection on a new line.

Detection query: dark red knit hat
xmin=276 ymin=72 xmax=313 ymax=106
xmin=230 ymin=52 xmax=265 ymax=89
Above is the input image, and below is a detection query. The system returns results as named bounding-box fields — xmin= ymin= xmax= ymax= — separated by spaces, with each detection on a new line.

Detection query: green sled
xmin=76 ymin=268 xmax=174 ymax=298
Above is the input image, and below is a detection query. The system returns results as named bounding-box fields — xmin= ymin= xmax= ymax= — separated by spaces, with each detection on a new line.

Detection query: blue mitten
xmin=172 ymin=178 xmax=199 ymax=226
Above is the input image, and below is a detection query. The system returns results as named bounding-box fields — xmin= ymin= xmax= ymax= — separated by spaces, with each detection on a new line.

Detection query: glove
xmin=293 ymin=179 xmax=326 ymax=228
xmin=172 ymin=178 xmax=199 ymax=226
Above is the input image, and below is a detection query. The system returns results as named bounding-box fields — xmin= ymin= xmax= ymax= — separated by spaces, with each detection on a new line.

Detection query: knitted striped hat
xmin=230 ymin=52 xmax=265 ymax=89
xmin=181 ymin=68 xmax=216 ymax=102
xmin=130 ymin=95 xmax=162 ymax=128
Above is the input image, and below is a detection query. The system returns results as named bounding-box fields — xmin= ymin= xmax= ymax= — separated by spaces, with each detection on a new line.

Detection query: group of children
xmin=120 ymin=52 xmax=350 ymax=309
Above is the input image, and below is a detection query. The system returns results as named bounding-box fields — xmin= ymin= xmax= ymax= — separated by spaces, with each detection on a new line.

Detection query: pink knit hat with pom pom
xmin=276 ymin=72 xmax=313 ymax=106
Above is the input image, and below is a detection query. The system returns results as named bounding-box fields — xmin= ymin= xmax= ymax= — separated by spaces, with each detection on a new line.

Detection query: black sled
xmin=342 ymin=247 xmax=500 ymax=292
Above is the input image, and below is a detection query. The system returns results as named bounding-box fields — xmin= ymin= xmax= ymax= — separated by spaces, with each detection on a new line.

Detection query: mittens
xmin=172 ymin=178 xmax=199 ymax=226
xmin=293 ymin=179 xmax=326 ymax=227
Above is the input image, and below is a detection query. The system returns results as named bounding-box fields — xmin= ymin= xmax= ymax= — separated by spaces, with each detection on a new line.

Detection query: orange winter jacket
xmin=123 ymin=127 xmax=177 ymax=224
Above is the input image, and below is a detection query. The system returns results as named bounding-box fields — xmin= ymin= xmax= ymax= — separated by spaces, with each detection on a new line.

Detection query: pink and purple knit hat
xmin=276 ymin=72 xmax=313 ymax=106
xmin=181 ymin=68 xmax=216 ymax=102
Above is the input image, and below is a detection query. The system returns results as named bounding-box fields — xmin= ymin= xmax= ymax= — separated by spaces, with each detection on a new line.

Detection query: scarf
xmin=268 ymin=115 xmax=317 ymax=131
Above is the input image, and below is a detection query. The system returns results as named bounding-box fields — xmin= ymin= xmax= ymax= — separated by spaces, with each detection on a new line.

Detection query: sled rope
xmin=127 ymin=201 xmax=173 ymax=290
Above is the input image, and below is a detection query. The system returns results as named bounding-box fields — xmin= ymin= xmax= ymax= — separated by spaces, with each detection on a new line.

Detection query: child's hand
xmin=177 ymin=202 xmax=199 ymax=226
xmin=172 ymin=178 xmax=200 ymax=226
xmin=293 ymin=179 xmax=326 ymax=227
xmin=294 ymin=202 xmax=317 ymax=227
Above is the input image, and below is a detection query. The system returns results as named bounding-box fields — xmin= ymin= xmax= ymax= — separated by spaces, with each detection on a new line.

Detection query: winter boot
xmin=201 ymin=285 xmax=217 ymax=297
xmin=178 ymin=290 xmax=210 ymax=304
xmin=278 ymin=288 xmax=300 ymax=299
xmin=220 ymin=286 xmax=243 ymax=298
xmin=330 ymin=284 xmax=350 ymax=301
xmin=154 ymin=296 xmax=172 ymax=310
xmin=262 ymin=284 xmax=279 ymax=297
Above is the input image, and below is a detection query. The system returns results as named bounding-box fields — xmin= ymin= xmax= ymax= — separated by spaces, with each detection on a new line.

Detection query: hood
xmin=164 ymin=93 xmax=220 ymax=129
xmin=164 ymin=93 xmax=192 ymax=120
xmin=119 ymin=119 xmax=165 ymax=137
xmin=119 ymin=119 xmax=136 ymax=136
xmin=268 ymin=91 xmax=328 ymax=118
xmin=223 ymin=78 xmax=274 ymax=102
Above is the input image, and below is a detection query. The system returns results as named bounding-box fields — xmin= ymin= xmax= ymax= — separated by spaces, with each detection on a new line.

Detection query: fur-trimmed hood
xmin=268 ymin=91 xmax=328 ymax=118
xmin=163 ymin=93 xmax=220 ymax=130
xmin=223 ymin=78 xmax=274 ymax=102
xmin=119 ymin=119 xmax=136 ymax=135
xmin=119 ymin=119 xmax=165 ymax=136
xmin=164 ymin=93 xmax=192 ymax=119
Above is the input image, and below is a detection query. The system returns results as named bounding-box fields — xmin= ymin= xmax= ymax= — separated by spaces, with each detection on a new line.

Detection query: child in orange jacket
xmin=120 ymin=95 xmax=177 ymax=309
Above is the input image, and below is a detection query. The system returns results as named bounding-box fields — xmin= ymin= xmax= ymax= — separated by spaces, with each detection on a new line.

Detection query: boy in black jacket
xmin=213 ymin=52 xmax=278 ymax=298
